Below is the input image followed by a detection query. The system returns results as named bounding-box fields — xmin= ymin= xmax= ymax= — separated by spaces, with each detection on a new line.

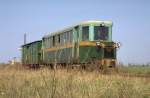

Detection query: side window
xmin=70 ymin=30 xmax=72 ymax=43
xmin=55 ymin=35 xmax=58 ymax=46
xmin=46 ymin=38 xmax=48 ymax=48
xmin=47 ymin=38 xmax=49 ymax=48
xmin=66 ymin=31 xmax=69 ymax=43
xmin=64 ymin=32 xmax=67 ymax=44
xmin=43 ymin=38 xmax=45 ymax=48
xmin=48 ymin=37 xmax=50 ymax=48
xmin=58 ymin=34 xmax=60 ymax=44
xmin=50 ymin=37 xmax=52 ymax=48
xmin=53 ymin=36 xmax=55 ymax=46
xmin=44 ymin=38 xmax=46 ymax=48
xmin=60 ymin=34 xmax=63 ymax=45
xmin=82 ymin=26 xmax=89 ymax=41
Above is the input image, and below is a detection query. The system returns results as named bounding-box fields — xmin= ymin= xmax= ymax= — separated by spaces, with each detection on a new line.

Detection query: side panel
xmin=43 ymin=47 xmax=72 ymax=64
xmin=22 ymin=45 xmax=30 ymax=65
xmin=79 ymin=46 xmax=103 ymax=63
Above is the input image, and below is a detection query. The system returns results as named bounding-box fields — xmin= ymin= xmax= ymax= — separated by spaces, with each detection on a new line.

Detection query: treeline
xmin=117 ymin=62 xmax=150 ymax=67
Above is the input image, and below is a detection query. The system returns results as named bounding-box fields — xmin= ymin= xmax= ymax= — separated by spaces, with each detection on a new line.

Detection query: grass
xmin=0 ymin=65 xmax=150 ymax=98
xmin=118 ymin=66 xmax=150 ymax=75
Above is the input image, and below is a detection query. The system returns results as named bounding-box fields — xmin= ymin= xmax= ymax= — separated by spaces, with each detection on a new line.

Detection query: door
xmin=73 ymin=26 xmax=79 ymax=63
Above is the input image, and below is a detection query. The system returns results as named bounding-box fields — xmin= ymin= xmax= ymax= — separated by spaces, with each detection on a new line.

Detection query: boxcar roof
xmin=22 ymin=40 xmax=42 ymax=47
xmin=43 ymin=20 xmax=113 ymax=38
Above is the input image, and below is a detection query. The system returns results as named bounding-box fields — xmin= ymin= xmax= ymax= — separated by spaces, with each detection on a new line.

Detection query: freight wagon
xmin=22 ymin=40 xmax=42 ymax=68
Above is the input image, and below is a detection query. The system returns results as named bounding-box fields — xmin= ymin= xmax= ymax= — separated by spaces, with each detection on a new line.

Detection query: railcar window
xmin=58 ymin=34 xmax=60 ymax=44
xmin=55 ymin=36 xmax=58 ymax=46
xmin=46 ymin=38 xmax=49 ymax=48
xmin=67 ymin=32 xmax=70 ymax=42
xmin=94 ymin=26 xmax=108 ymax=40
xmin=47 ymin=38 xmax=49 ymax=48
xmin=70 ymin=30 xmax=72 ymax=43
xmin=48 ymin=38 xmax=50 ymax=48
xmin=50 ymin=37 xmax=52 ymax=47
xmin=43 ymin=38 xmax=45 ymax=48
xmin=82 ymin=26 xmax=89 ymax=41
xmin=53 ymin=36 xmax=55 ymax=46
xmin=60 ymin=34 xmax=63 ymax=45
xmin=64 ymin=32 xmax=69 ymax=44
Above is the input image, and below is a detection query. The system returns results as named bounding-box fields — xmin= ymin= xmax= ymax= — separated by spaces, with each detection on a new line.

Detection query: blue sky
xmin=0 ymin=0 xmax=150 ymax=64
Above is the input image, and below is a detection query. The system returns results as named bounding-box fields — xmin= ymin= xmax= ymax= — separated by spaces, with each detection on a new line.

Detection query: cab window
xmin=94 ymin=26 xmax=109 ymax=40
xmin=82 ymin=26 xmax=89 ymax=41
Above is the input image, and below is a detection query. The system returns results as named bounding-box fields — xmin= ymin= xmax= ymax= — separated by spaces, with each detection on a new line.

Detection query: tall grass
xmin=118 ymin=66 xmax=150 ymax=75
xmin=0 ymin=65 xmax=149 ymax=98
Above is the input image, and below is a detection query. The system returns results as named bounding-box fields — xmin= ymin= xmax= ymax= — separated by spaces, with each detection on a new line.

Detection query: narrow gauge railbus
xmin=42 ymin=20 xmax=119 ymax=68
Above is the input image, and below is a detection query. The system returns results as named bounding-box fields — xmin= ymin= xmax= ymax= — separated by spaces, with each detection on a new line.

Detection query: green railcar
xmin=42 ymin=20 xmax=119 ymax=68
xmin=22 ymin=40 xmax=42 ymax=67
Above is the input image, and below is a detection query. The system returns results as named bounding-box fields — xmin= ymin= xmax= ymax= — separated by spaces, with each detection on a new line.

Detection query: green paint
xmin=79 ymin=41 xmax=116 ymax=64
xmin=109 ymin=26 xmax=112 ymax=41
xmin=44 ymin=48 xmax=73 ymax=64
xmin=89 ymin=25 xmax=94 ymax=41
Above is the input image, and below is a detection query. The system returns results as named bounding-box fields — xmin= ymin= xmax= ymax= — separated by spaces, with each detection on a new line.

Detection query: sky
xmin=0 ymin=0 xmax=150 ymax=64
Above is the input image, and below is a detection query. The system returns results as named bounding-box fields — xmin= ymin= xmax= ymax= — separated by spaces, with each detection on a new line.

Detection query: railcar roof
xmin=43 ymin=20 xmax=113 ymax=38
xmin=22 ymin=40 xmax=42 ymax=47
xmin=80 ymin=20 xmax=112 ymax=25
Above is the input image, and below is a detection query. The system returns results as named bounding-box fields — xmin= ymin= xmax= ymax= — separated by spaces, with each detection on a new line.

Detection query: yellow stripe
xmin=44 ymin=43 xmax=72 ymax=52
xmin=79 ymin=41 xmax=96 ymax=46
xmin=44 ymin=41 xmax=96 ymax=52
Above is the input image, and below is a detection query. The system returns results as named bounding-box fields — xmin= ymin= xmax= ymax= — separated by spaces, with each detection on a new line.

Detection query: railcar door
xmin=73 ymin=26 xmax=80 ymax=63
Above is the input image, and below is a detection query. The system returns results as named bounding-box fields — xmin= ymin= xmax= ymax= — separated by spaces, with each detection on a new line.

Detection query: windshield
xmin=94 ymin=26 xmax=109 ymax=40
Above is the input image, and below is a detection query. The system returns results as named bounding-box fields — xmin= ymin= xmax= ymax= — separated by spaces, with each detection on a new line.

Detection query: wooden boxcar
xmin=22 ymin=40 xmax=42 ymax=67
xmin=42 ymin=20 xmax=118 ymax=68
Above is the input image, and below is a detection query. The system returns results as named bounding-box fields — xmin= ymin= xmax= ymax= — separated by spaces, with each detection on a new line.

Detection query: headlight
xmin=96 ymin=42 xmax=105 ymax=48
xmin=100 ymin=43 xmax=105 ymax=48
xmin=96 ymin=42 xmax=100 ymax=46
xmin=113 ymin=42 xmax=121 ymax=48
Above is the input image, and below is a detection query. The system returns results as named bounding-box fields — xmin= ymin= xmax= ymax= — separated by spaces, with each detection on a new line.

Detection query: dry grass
xmin=118 ymin=66 xmax=150 ymax=75
xmin=0 ymin=65 xmax=150 ymax=98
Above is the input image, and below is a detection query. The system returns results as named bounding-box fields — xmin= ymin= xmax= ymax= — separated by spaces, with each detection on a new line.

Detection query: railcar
xmin=22 ymin=40 xmax=42 ymax=68
xmin=42 ymin=20 xmax=119 ymax=68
